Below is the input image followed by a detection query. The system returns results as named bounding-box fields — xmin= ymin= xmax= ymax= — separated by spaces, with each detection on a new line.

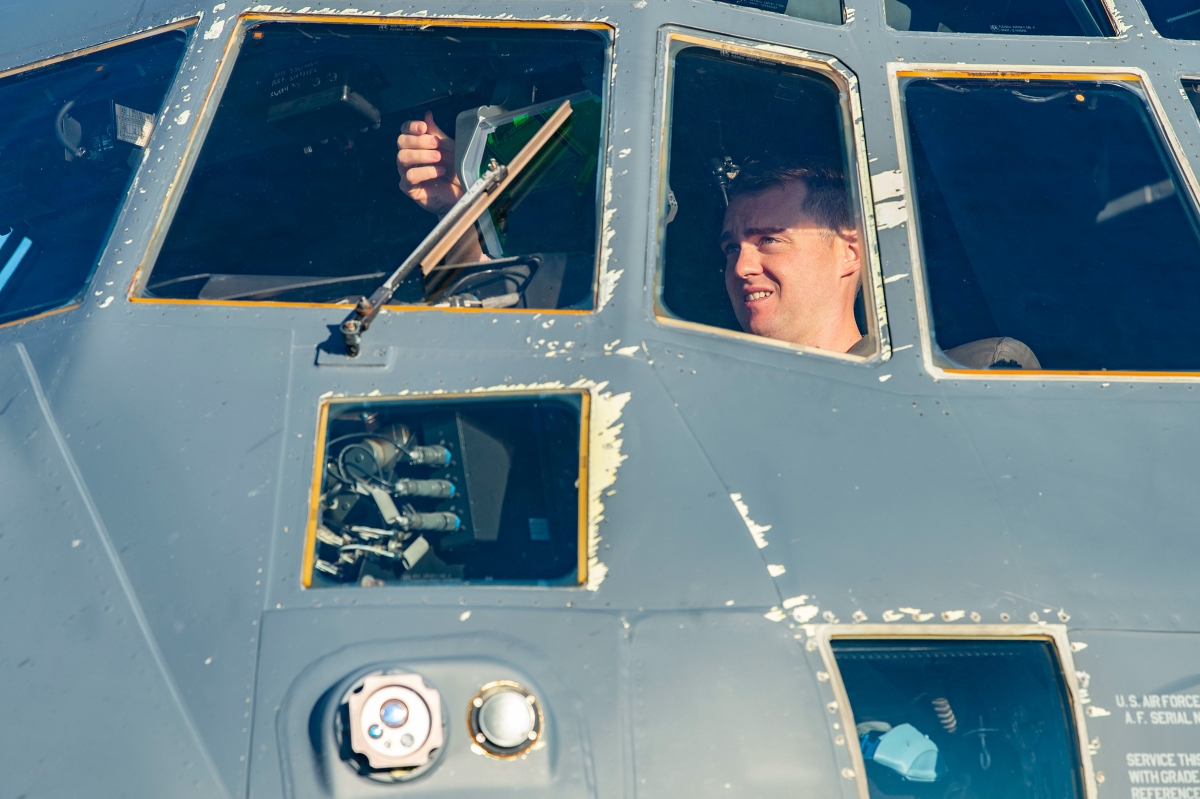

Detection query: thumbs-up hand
xmin=396 ymin=111 xmax=463 ymax=216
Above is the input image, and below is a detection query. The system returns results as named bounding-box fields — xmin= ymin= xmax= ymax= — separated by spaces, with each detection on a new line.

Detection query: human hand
xmin=396 ymin=111 xmax=463 ymax=216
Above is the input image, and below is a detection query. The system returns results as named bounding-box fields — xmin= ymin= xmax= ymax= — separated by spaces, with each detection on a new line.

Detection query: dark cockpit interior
xmin=661 ymin=46 xmax=869 ymax=340
xmin=0 ymin=27 xmax=189 ymax=326
xmin=144 ymin=22 xmax=607 ymax=310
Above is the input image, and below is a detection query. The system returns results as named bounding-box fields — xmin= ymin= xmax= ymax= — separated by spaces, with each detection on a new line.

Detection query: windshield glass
xmin=1140 ymin=0 xmax=1200 ymax=39
xmin=832 ymin=638 xmax=1085 ymax=799
xmin=143 ymin=21 xmax=608 ymax=311
xmin=0 ymin=26 xmax=190 ymax=326
xmin=714 ymin=0 xmax=842 ymax=24
xmin=885 ymin=0 xmax=1114 ymax=35
xmin=659 ymin=44 xmax=876 ymax=358
xmin=903 ymin=75 xmax=1200 ymax=372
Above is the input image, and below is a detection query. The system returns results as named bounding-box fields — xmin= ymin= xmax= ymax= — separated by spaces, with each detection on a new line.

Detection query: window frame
xmin=128 ymin=13 xmax=615 ymax=317
xmin=301 ymin=388 xmax=592 ymax=589
xmin=889 ymin=63 xmax=1200 ymax=382
xmin=0 ymin=18 xmax=196 ymax=331
xmin=809 ymin=623 xmax=1098 ymax=799
xmin=649 ymin=27 xmax=891 ymax=365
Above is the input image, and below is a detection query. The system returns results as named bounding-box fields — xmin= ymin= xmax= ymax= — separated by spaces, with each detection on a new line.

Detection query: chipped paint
xmin=882 ymin=609 xmax=903 ymax=621
xmin=596 ymin=163 xmax=622 ymax=310
xmin=1086 ymin=706 xmax=1110 ymax=717
xmin=871 ymin=169 xmax=907 ymax=230
xmin=98 ymin=296 xmax=114 ymax=308
xmin=1109 ymin=3 xmax=1130 ymax=33
xmin=793 ymin=605 xmax=819 ymax=623
xmin=878 ymin=374 xmax=892 ymax=382
xmin=615 ymin=345 xmax=639 ymax=357
xmin=459 ymin=610 xmax=471 ymax=621
xmin=729 ymin=493 xmax=771 ymax=548
xmin=617 ymin=148 xmax=631 ymax=158
xmin=764 ymin=607 xmax=787 ymax=622
xmin=174 ymin=110 xmax=191 ymax=126
xmin=782 ymin=594 xmax=809 ymax=609
xmin=941 ymin=609 xmax=966 ymax=622
xmin=883 ymin=272 xmax=909 ymax=283
xmin=203 ymin=17 xmax=227 ymax=39
xmin=844 ymin=6 xmax=855 ymax=22
xmin=767 ymin=563 xmax=786 ymax=577
xmin=1071 ymin=641 xmax=1089 ymax=652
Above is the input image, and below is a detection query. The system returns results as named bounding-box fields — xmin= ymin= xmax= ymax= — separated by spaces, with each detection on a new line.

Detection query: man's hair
xmin=727 ymin=160 xmax=855 ymax=235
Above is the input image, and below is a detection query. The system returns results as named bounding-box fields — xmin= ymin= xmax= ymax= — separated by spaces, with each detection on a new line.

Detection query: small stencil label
xmin=114 ymin=103 xmax=154 ymax=147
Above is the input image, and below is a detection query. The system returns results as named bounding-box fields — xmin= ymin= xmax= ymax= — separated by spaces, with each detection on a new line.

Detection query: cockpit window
xmin=714 ymin=0 xmax=842 ymax=25
xmin=1141 ymin=0 xmax=1200 ymax=39
xmin=901 ymin=73 xmax=1200 ymax=372
xmin=0 ymin=25 xmax=190 ymax=327
xmin=305 ymin=392 xmax=586 ymax=587
xmin=885 ymin=0 xmax=1115 ymax=35
xmin=658 ymin=40 xmax=878 ymax=359
xmin=831 ymin=638 xmax=1086 ymax=799
xmin=140 ymin=20 xmax=608 ymax=312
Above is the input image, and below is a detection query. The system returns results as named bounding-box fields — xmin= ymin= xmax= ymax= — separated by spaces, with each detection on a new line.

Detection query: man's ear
xmin=837 ymin=229 xmax=863 ymax=279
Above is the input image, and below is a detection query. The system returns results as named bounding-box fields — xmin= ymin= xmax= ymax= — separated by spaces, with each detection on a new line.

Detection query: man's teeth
xmin=745 ymin=291 xmax=772 ymax=302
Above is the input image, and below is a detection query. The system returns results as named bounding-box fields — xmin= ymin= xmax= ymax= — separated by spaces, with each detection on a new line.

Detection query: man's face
xmin=721 ymin=181 xmax=862 ymax=350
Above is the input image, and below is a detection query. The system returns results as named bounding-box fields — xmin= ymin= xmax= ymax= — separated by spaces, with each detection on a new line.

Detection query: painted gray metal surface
xmin=4 ymin=0 xmax=1200 ymax=796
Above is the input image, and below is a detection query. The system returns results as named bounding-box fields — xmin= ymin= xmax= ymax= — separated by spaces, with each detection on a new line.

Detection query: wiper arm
xmin=341 ymin=98 xmax=573 ymax=357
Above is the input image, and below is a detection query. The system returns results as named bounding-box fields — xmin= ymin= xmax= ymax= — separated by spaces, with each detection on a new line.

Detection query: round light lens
xmin=478 ymin=690 xmax=536 ymax=748
xmin=368 ymin=725 xmax=383 ymax=739
xmin=380 ymin=698 xmax=409 ymax=728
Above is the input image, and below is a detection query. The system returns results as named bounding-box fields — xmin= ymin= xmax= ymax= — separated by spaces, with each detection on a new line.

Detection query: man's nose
xmin=732 ymin=244 xmax=763 ymax=278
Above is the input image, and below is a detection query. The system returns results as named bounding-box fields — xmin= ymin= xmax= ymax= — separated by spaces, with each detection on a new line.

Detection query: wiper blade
xmin=341 ymin=98 xmax=574 ymax=357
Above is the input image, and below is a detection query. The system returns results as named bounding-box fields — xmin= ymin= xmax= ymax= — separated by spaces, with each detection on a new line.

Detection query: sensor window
xmin=305 ymin=391 xmax=587 ymax=587
xmin=831 ymin=638 xmax=1086 ymax=799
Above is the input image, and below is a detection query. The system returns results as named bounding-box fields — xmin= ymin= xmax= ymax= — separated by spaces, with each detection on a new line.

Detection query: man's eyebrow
xmin=719 ymin=226 xmax=788 ymax=245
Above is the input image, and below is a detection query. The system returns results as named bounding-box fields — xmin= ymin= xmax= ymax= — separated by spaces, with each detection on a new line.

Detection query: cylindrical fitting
xmin=394 ymin=478 xmax=456 ymax=498
xmin=407 ymin=445 xmax=451 ymax=467
xmin=401 ymin=511 xmax=460 ymax=532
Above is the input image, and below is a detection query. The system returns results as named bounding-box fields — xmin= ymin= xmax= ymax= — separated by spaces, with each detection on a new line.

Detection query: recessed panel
xmin=305 ymin=392 xmax=586 ymax=587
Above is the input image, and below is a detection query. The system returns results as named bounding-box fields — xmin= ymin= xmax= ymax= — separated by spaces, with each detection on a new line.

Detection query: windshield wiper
xmin=340 ymin=98 xmax=573 ymax=357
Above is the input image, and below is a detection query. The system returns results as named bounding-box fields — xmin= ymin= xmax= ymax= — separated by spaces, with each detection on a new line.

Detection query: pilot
xmin=721 ymin=160 xmax=870 ymax=355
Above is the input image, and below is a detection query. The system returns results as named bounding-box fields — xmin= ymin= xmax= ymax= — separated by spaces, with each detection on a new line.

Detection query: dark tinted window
xmin=661 ymin=45 xmax=875 ymax=357
xmin=903 ymin=76 xmax=1200 ymax=371
xmin=714 ymin=0 xmax=842 ymax=24
xmin=0 ymin=27 xmax=189 ymax=326
xmin=145 ymin=22 xmax=607 ymax=311
xmin=885 ymin=0 xmax=1114 ymax=35
xmin=308 ymin=393 xmax=585 ymax=587
xmin=832 ymin=638 xmax=1085 ymax=799
xmin=1142 ymin=0 xmax=1200 ymax=39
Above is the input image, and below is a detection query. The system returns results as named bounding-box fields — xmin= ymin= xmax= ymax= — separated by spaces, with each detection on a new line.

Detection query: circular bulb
xmin=380 ymin=698 xmax=409 ymax=728
xmin=478 ymin=690 xmax=536 ymax=748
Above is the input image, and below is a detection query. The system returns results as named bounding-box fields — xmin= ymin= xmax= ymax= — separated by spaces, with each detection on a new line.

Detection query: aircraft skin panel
xmin=6 ymin=0 xmax=1200 ymax=796
xmin=0 ymin=343 xmax=229 ymax=799
xmin=18 ymin=324 xmax=294 ymax=795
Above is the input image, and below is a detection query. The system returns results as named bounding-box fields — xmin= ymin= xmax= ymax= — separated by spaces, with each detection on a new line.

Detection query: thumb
xmin=424 ymin=110 xmax=450 ymax=144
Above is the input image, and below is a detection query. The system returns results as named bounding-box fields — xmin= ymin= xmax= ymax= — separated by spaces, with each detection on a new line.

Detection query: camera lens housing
xmin=347 ymin=673 xmax=444 ymax=769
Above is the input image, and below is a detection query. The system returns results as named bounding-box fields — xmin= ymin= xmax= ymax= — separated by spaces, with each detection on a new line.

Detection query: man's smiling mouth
xmin=744 ymin=290 xmax=773 ymax=302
